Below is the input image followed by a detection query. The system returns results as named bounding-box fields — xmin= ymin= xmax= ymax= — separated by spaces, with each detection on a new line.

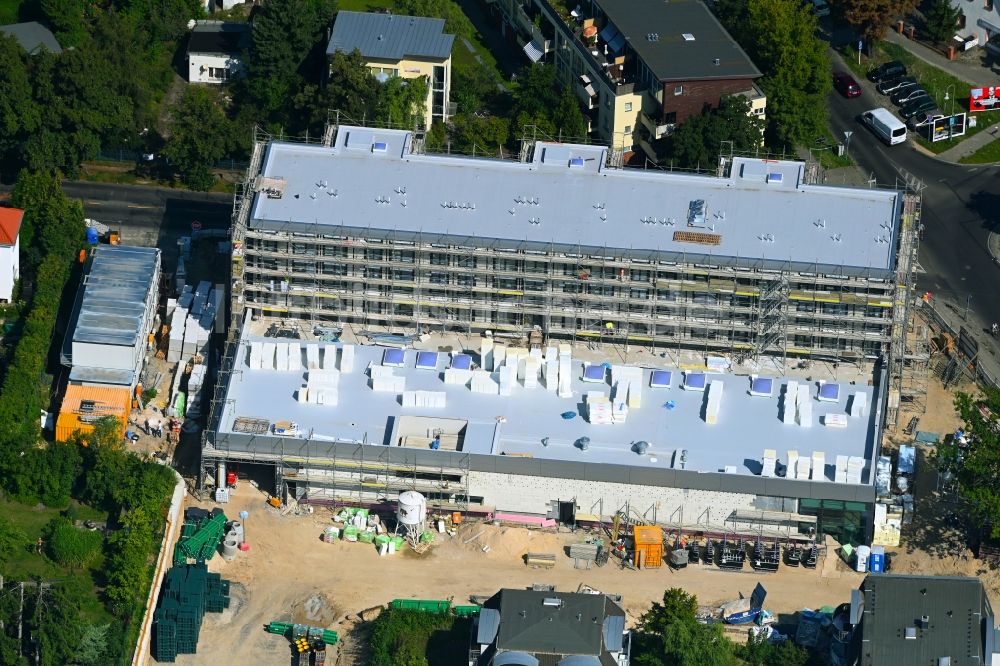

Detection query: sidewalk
xmin=935 ymin=121 xmax=1000 ymax=161
xmin=883 ymin=30 xmax=994 ymax=85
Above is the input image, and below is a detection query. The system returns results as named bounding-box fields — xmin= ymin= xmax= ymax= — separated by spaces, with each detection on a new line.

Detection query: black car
xmin=869 ymin=60 xmax=907 ymax=83
xmin=877 ymin=75 xmax=917 ymax=95
xmin=899 ymin=97 xmax=938 ymax=120
xmin=895 ymin=88 xmax=930 ymax=106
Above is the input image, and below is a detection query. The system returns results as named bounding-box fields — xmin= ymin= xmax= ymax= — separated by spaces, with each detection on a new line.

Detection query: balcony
xmin=538 ymin=0 xmax=635 ymax=91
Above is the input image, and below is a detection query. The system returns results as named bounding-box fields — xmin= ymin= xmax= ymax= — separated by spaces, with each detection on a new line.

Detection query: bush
xmin=46 ymin=519 xmax=103 ymax=569
xmin=0 ymin=516 xmax=27 ymax=566
xmin=141 ymin=388 xmax=157 ymax=403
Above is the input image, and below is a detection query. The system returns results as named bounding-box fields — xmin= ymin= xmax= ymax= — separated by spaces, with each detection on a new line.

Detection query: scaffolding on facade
xmin=886 ymin=190 xmax=923 ymax=426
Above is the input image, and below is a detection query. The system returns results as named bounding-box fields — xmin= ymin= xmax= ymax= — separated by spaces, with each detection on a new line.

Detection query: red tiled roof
xmin=0 ymin=208 xmax=24 ymax=246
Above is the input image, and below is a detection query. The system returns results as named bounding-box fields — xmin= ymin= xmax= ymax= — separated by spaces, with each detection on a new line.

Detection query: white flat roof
xmin=248 ymin=127 xmax=902 ymax=275
xmin=217 ymin=330 xmax=879 ymax=481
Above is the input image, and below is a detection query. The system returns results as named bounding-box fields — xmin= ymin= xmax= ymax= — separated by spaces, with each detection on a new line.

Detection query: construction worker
xmin=604 ymin=322 xmax=615 ymax=335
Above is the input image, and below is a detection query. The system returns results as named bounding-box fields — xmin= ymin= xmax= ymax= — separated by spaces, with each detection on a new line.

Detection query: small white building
xmin=187 ymin=21 xmax=250 ymax=84
xmin=0 ymin=207 xmax=23 ymax=303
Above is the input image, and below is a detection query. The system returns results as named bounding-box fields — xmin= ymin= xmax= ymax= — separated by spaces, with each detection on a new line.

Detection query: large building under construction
xmin=204 ymin=125 xmax=923 ymax=544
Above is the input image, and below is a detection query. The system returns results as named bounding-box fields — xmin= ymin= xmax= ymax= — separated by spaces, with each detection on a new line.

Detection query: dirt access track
xmin=153 ymin=483 xmax=867 ymax=666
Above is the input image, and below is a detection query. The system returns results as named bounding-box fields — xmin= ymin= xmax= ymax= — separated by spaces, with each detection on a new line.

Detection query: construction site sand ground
xmin=165 ymin=481 xmax=869 ymax=666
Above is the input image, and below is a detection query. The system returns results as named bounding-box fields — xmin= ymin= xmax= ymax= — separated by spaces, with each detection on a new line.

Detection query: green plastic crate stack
xmin=174 ymin=511 xmax=228 ymax=565
xmin=152 ymin=611 xmax=177 ymax=662
xmin=151 ymin=563 xmax=233 ymax=662
xmin=389 ymin=599 xmax=452 ymax=614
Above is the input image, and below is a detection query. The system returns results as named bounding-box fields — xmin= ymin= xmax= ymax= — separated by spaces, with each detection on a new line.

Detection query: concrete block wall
xmin=468 ymin=470 xmax=757 ymax=528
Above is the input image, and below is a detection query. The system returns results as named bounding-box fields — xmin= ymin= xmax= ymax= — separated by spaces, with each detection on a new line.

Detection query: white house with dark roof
xmin=186 ymin=21 xmax=250 ymax=84
xmin=326 ymin=11 xmax=455 ymax=128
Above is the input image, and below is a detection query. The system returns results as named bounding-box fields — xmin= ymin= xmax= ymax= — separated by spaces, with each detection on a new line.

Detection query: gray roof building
xmin=326 ymin=11 xmax=454 ymax=61
xmin=856 ymin=574 xmax=999 ymax=666
xmin=596 ymin=0 xmax=760 ymax=82
xmin=61 ymin=245 xmax=161 ymax=387
xmin=474 ymin=589 xmax=629 ymax=665
xmin=0 ymin=21 xmax=62 ymax=55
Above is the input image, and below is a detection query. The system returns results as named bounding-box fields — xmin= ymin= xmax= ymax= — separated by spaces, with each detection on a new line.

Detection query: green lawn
xmin=1 ymin=496 xmax=112 ymax=624
xmin=841 ymin=41 xmax=986 ymax=154
xmin=959 ymin=135 xmax=1000 ymax=164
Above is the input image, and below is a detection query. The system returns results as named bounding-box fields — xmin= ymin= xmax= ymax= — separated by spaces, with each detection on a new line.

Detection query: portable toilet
xmin=869 ymin=545 xmax=885 ymax=573
xmin=855 ymin=545 xmax=871 ymax=572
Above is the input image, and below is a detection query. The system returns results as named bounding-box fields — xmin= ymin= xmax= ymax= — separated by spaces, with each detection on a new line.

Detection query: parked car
xmin=891 ymin=86 xmax=927 ymax=105
xmin=899 ymin=97 xmax=939 ymax=120
xmin=877 ymin=75 xmax=917 ymax=95
xmin=907 ymin=110 xmax=944 ymax=130
xmin=869 ymin=60 xmax=907 ymax=82
xmin=811 ymin=0 xmax=830 ymax=16
xmin=833 ymin=72 xmax=862 ymax=98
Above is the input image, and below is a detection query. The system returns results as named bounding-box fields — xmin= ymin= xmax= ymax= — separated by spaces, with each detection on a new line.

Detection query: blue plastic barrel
xmin=86 ymin=227 xmax=100 ymax=245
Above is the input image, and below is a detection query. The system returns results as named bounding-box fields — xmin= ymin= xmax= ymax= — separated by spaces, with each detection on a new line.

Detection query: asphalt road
xmin=825 ymin=72 xmax=1000 ymax=338
xmin=62 ymin=181 xmax=231 ymax=241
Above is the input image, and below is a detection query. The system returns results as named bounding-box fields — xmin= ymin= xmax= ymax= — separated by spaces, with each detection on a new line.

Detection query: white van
xmin=862 ymin=108 xmax=907 ymax=145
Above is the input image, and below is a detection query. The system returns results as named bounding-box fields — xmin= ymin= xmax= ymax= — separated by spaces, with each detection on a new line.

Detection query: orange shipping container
xmin=632 ymin=525 xmax=664 ymax=569
xmin=55 ymin=384 xmax=131 ymax=442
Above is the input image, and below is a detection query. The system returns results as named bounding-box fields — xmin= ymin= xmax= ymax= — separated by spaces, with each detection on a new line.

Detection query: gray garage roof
xmin=596 ymin=0 xmax=759 ymax=81
xmin=249 ymin=126 xmax=903 ymax=276
xmin=859 ymin=575 xmax=994 ymax=666
xmin=70 ymin=246 xmax=159 ymax=347
xmin=326 ymin=11 xmax=454 ymax=61
xmin=0 ymin=21 xmax=62 ymax=55
xmin=489 ymin=590 xmax=623 ymax=656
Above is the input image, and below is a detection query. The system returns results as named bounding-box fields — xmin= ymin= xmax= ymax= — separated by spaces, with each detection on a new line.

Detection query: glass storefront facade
xmin=799 ymin=499 xmax=871 ymax=545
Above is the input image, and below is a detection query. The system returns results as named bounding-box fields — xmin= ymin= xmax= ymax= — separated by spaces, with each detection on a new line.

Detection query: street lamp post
xmin=943 ymin=85 xmax=956 ymax=139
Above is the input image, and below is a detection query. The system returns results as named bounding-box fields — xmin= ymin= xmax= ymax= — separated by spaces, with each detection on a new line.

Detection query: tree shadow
xmin=968 ymin=190 xmax=1000 ymax=234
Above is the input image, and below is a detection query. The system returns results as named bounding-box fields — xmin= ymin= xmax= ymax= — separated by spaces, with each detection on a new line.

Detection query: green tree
xmin=451 ymin=62 xmax=502 ymax=114
xmin=923 ymin=0 xmax=962 ymax=44
xmin=664 ymin=96 xmax=764 ymax=169
xmin=938 ymin=390 xmax=1000 ymax=536
xmin=0 ymin=35 xmax=40 ymax=168
xmin=717 ymin=0 xmax=831 ymax=148
xmin=840 ymin=0 xmax=919 ymax=53
xmin=28 ymin=579 xmax=87 ymax=666
xmin=634 ymin=589 xmax=738 ymax=666
xmin=394 ymin=0 xmax=475 ymax=39
xmin=0 ymin=516 xmax=27 ymax=566
xmin=450 ymin=113 xmax=510 ymax=155
xmin=35 ymin=443 xmax=83 ymax=507
xmin=325 ymin=49 xmax=381 ymax=122
xmin=46 ymin=519 xmax=103 ymax=569
xmin=242 ymin=0 xmax=336 ymax=124
xmin=376 ymin=75 xmax=429 ymax=127
xmin=163 ymin=87 xmax=234 ymax=190
xmin=75 ymin=624 xmax=112 ymax=666
xmin=40 ymin=0 xmax=88 ymax=48
xmin=510 ymin=64 xmax=588 ymax=141
xmin=737 ymin=633 xmax=809 ymax=666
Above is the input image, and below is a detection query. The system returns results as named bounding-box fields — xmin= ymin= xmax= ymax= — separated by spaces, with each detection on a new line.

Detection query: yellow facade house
xmin=327 ymin=11 xmax=455 ymax=130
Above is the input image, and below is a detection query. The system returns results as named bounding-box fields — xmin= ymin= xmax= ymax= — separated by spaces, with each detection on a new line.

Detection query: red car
xmin=833 ymin=72 xmax=862 ymax=98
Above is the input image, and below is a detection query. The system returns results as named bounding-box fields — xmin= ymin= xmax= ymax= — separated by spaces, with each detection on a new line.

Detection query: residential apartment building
xmin=326 ymin=11 xmax=454 ymax=129
xmin=233 ymin=125 xmax=915 ymax=365
xmin=491 ymin=0 xmax=765 ymax=157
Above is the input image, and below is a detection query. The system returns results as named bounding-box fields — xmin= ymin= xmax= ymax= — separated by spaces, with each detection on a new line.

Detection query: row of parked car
xmin=868 ymin=60 xmax=942 ymax=129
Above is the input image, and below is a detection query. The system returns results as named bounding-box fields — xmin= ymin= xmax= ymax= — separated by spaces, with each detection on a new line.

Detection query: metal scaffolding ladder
xmin=754 ymin=275 xmax=789 ymax=362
